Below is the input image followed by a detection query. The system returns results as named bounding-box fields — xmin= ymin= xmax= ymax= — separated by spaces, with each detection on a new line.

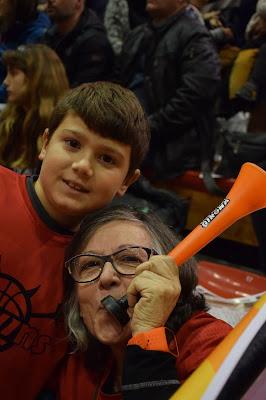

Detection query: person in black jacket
xmin=118 ymin=0 xmax=221 ymax=180
xmin=43 ymin=0 xmax=114 ymax=86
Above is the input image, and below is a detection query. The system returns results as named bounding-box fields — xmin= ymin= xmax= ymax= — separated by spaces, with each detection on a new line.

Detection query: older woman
xmin=60 ymin=205 xmax=231 ymax=399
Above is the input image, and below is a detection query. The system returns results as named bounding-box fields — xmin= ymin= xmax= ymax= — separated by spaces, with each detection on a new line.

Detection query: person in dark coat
xmin=118 ymin=0 xmax=221 ymax=180
xmin=43 ymin=0 xmax=114 ymax=86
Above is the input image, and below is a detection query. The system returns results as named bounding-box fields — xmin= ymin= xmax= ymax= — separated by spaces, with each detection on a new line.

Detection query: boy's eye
xmin=64 ymin=139 xmax=81 ymax=149
xmin=98 ymin=154 xmax=115 ymax=165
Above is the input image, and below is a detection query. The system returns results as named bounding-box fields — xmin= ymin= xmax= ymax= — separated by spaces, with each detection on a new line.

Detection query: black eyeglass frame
xmin=65 ymin=246 xmax=158 ymax=283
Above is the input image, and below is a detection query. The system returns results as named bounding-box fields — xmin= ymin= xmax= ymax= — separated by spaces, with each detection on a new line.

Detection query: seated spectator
xmin=201 ymin=0 xmax=258 ymax=47
xmin=191 ymin=0 xmax=234 ymax=47
xmin=118 ymin=0 xmax=220 ymax=180
xmin=0 ymin=0 xmax=51 ymax=102
xmin=59 ymin=205 xmax=232 ymax=399
xmin=234 ymin=0 xmax=266 ymax=106
xmin=43 ymin=0 xmax=114 ymax=87
xmin=0 ymin=44 xmax=69 ymax=169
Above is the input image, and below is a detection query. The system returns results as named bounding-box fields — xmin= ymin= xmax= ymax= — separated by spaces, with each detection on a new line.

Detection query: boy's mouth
xmin=63 ymin=179 xmax=89 ymax=193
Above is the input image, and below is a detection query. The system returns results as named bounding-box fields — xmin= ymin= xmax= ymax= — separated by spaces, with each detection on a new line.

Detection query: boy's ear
xmin=116 ymin=169 xmax=141 ymax=197
xmin=38 ymin=128 xmax=50 ymax=161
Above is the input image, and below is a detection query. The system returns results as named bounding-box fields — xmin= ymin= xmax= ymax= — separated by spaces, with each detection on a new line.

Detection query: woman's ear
xmin=38 ymin=128 xmax=50 ymax=161
xmin=116 ymin=169 xmax=141 ymax=197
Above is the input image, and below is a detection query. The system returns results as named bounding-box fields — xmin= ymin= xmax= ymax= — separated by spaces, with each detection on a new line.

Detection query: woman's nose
xmin=99 ymin=262 xmax=121 ymax=289
xmin=3 ymin=75 xmax=9 ymax=87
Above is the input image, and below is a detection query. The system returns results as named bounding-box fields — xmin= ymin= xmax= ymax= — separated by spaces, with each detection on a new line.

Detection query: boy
xmin=0 ymin=82 xmax=150 ymax=400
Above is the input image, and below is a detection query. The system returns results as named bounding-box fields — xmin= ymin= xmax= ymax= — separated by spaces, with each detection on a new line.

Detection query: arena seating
xmin=153 ymin=170 xmax=258 ymax=247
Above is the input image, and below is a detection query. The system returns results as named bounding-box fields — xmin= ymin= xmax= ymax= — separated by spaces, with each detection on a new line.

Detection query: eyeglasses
xmin=66 ymin=246 xmax=157 ymax=283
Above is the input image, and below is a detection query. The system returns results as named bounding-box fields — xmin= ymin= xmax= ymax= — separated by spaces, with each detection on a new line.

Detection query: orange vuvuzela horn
xmin=102 ymin=162 xmax=266 ymax=325
xmin=169 ymin=162 xmax=266 ymax=265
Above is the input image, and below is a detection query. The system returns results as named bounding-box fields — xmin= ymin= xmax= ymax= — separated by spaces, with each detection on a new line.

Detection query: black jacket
xmin=119 ymin=8 xmax=221 ymax=178
xmin=44 ymin=8 xmax=114 ymax=86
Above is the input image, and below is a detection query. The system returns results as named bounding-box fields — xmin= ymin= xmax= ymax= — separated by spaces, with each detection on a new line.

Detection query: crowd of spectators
xmin=0 ymin=0 xmax=264 ymax=173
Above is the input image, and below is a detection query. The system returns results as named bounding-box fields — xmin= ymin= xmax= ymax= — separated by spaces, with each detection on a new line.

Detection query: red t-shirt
xmin=58 ymin=311 xmax=232 ymax=399
xmin=0 ymin=166 xmax=72 ymax=399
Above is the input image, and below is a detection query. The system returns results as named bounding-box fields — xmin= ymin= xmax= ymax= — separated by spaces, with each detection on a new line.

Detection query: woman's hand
xmin=127 ymin=255 xmax=181 ymax=336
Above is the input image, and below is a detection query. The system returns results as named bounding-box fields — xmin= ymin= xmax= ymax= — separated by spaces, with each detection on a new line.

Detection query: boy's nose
xmin=99 ymin=262 xmax=121 ymax=289
xmin=72 ymin=157 xmax=94 ymax=177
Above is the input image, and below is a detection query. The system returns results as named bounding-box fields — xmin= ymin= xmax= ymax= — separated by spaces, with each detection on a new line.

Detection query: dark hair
xmin=48 ymin=82 xmax=150 ymax=176
xmin=64 ymin=205 xmax=206 ymax=371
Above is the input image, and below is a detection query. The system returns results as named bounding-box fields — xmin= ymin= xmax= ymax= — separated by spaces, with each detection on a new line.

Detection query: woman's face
xmin=77 ymin=220 xmax=153 ymax=347
xmin=4 ymin=66 xmax=27 ymax=104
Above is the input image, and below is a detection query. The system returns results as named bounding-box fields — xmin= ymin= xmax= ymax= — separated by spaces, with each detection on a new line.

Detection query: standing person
xmin=59 ymin=205 xmax=232 ymax=399
xmin=0 ymin=82 xmax=149 ymax=400
xmin=118 ymin=0 xmax=220 ymax=180
xmin=0 ymin=44 xmax=69 ymax=170
xmin=0 ymin=0 xmax=51 ymax=102
xmin=43 ymin=0 xmax=114 ymax=87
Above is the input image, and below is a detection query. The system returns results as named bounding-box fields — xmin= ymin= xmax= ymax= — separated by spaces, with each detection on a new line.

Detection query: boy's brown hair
xmin=48 ymin=82 xmax=150 ymax=176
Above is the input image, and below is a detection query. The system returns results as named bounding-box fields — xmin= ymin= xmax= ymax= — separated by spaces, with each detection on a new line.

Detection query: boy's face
xmin=35 ymin=111 xmax=140 ymax=230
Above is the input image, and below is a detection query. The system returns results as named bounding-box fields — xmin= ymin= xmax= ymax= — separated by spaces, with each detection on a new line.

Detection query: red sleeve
xmin=58 ymin=353 xmax=97 ymax=400
xmin=175 ymin=311 xmax=232 ymax=381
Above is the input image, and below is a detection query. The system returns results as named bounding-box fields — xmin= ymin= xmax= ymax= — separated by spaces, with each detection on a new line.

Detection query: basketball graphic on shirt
xmin=0 ymin=273 xmax=38 ymax=351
